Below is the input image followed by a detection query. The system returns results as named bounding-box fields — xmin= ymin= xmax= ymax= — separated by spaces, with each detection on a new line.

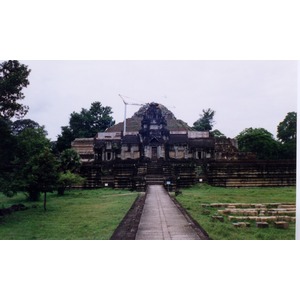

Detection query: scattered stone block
xmin=256 ymin=222 xmax=269 ymax=228
xmin=278 ymin=205 xmax=296 ymax=209
xmin=255 ymin=204 xmax=266 ymax=209
xmin=210 ymin=203 xmax=227 ymax=207
xmin=247 ymin=210 xmax=258 ymax=216
xmin=209 ymin=202 xmax=295 ymax=231
xmin=274 ymin=221 xmax=289 ymax=229
xmin=233 ymin=222 xmax=250 ymax=228
xmin=256 ymin=216 xmax=276 ymax=222
xmin=227 ymin=205 xmax=236 ymax=209
xmin=278 ymin=216 xmax=295 ymax=222
xmin=269 ymin=210 xmax=296 ymax=216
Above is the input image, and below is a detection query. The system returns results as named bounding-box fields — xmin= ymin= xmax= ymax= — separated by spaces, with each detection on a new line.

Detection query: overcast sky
xmin=17 ymin=60 xmax=296 ymax=141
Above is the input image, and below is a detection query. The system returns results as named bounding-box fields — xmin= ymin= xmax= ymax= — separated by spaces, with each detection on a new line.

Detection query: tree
xmin=0 ymin=60 xmax=31 ymax=119
xmin=0 ymin=118 xmax=15 ymax=166
xmin=0 ymin=117 xmax=17 ymax=195
xmin=12 ymin=127 xmax=51 ymax=200
xmin=193 ymin=108 xmax=215 ymax=131
xmin=55 ymin=101 xmax=115 ymax=152
xmin=69 ymin=101 xmax=115 ymax=137
xmin=14 ymin=127 xmax=50 ymax=162
xmin=11 ymin=119 xmax=43 ymax=135
xmin=210 ymin=129 xmax=226 ymax=138
xmin=57 ymin=149 xmax=83 ymax=195
xmin=1 ymin=122 xmax=61 ymax=205
xmin=0 ymin=60 xmax=31 ymax=193
xmin=277 ymin=112 xmax=297 ymax=159
xmin=57 ymin=171 xmax=85 ymax=196
xmin=0 ymin=120 xmax=50 ymax=195
xmin=236 ymin=127 xmax=280 ymax=160
xmin=59 ymin=148 xmax=81 ymax=173
xmin=277 ymin=112 xmax=296 ymax=143
xmin=55 ymin=126 xmax=75 ymax=153
xmin=23 ymin=149 xmax=59 ymax=209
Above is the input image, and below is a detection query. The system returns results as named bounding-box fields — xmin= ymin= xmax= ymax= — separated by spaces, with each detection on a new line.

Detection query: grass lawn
xmin=0 ymin=189 xmax=138 ymax=240
xmin=176 ymin=184 xmax=296 ymax=240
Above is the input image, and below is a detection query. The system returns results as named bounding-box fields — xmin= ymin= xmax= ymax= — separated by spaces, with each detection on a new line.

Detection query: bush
xmin=57 ymin=171 xmax=85 ymax=195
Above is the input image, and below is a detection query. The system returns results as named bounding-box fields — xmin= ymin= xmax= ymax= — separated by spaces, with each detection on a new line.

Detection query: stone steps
xmin=228 ymin=215 xmax=296 ymax=222
xmin=207 ymin=160 xmax=296 ymax=187
xmin=205 ymin=203 xmax=295 ymax=208
xmin=218 ymin=208 xmax=296 ymax=216
xmin=145 ymin=175 xmax=165 ymax=185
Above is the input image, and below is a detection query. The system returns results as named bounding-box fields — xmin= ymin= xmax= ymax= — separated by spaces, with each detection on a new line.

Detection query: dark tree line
xmin=193 ymin=108 xmax=296 ymax=160
xmin=0 ymin=60 xmax=115 ymax=209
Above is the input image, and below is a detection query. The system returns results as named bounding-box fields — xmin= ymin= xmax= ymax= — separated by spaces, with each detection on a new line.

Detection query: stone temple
xmin=72 ymin=103 xmax=296 ymax=190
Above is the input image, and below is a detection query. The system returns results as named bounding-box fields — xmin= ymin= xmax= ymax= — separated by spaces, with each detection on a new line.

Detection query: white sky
xmin=19 ymin=60 xmax=297 ymax=140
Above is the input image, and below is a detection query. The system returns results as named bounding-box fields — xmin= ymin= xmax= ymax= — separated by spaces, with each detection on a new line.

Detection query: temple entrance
xmin=151 ymin=147 xmax=158 ymax=160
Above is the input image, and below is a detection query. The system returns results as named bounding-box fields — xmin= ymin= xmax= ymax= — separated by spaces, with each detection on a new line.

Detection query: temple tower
xmin=139 ymin=103 xmax=170 ymax=160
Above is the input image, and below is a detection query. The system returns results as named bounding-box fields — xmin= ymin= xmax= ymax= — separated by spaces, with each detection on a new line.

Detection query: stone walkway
xmin=135 ymin=185 xmax=201 ymax=240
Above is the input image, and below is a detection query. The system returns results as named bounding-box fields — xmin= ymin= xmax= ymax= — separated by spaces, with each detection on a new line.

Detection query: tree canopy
xmin=210 ymin=129 xmax=226 ymax=138
xmin=193 ymin=108 xmax=215 ymax=131
xmin=59 ymin=148 xmax=81 ymax=173
xmin=9 ymin=126 xmax=54 ymax=200
xmin=236 ymin=127 xmax=279 ymax=160
xmin=277 ymin=112 xmax=296 ymax=143
xmin=55 ymin=101 xmax=115 ymax=152
xmin=23 ymin=149 xmax=59 ymax=208
xmin=0 ymin=60 xmax=31 ymax=119
xmin=276 ymin=112 xmax=297 ymax=159
xmin=11 ymin=119 xmax=44 ymax=135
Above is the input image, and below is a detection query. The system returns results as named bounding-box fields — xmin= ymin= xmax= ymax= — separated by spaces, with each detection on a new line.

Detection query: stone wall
xmin=77 ymin=158 xmax=296 ymax=190
xmin=71 ymin=138 xmax=94 ymax=162
xmin=206 ymin=160 xmax=296 ymax=187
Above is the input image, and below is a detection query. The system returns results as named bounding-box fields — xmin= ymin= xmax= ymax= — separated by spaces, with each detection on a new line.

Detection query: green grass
xmin=175 ymin=184 xmax=296 ymax=240
xmin=0 ymin=189 xmax=138 ymax=240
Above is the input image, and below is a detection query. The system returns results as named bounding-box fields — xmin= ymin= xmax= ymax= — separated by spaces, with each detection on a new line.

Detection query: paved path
xmin=135 ymin=185 xmax=201 ymax=240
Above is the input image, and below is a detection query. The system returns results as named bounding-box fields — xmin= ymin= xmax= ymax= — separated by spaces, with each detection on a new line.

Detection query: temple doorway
xmin=151 ymin=147 xmax=158 ymax=160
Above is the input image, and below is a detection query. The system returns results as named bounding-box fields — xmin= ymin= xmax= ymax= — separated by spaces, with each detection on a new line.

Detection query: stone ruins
xmin=72 ymin=103 xmax=296 ymax=190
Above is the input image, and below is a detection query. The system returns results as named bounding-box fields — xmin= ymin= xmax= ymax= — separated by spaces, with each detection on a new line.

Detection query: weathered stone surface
xmin=256 ymin=222 xmax=269 ymax=228
xmin=233 ymin=222 xmax=250 ymax=228
xmin=274 ymin=221 xmax=289 ymax=229
xmin=72 ymin=103 xmax=296 ymax=190
xmin=207 ymin=160 xmax=296 ymax=187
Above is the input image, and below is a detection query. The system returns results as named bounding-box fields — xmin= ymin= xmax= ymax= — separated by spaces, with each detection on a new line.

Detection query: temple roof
xmin=168 ymin=134 xmax=188 ymax=144
xmin=188 ymin=138 xmax=215 ymax=148
xmin=106 ymin=103 xmax=192 ymax=133
xmin=122 ymin=135 xmax=140 ymax=144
